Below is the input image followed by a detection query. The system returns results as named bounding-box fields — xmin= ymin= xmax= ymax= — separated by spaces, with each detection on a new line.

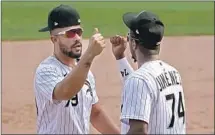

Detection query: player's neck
xmin=137 ymin=54 xmax=159 ymax=68
xmin=53 ymin=52 xmax=77 ymax=68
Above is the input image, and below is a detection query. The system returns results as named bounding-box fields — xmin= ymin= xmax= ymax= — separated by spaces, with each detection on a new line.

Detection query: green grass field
xmin=2 ymin=1 xmax=214 ymax=41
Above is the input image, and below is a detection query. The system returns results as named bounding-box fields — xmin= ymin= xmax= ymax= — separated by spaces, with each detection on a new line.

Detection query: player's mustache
xmin=72 ymin=40 xmax=82 ymax=47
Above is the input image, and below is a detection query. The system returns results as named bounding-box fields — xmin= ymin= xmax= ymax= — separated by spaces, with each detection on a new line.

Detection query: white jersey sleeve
xmin=117 ymin=57 xmax=134 ymax=81
xmin=34 ymin=66 xmax=64 ymax=103
xmin=121 ymin=76 xmax=153 ymax=124
xmin=88 ymin=71 xmax=98 ymax=104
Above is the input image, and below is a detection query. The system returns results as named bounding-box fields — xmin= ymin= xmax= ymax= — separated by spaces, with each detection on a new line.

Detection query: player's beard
xmin=59 ymin=41 xmax=82 ymax=59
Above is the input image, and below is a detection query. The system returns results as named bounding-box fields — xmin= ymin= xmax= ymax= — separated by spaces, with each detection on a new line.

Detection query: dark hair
xmin=133 ymin=36 xmax=160 ymax=55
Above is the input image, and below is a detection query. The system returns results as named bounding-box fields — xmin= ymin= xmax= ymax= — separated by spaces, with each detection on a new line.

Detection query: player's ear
xmin=132 ymin=39 xmax=137 ymax=50
xmin=50 ymin=36 xmax=57 ymax=44
xmin=50 ymin=30 xmax=58 ymax=43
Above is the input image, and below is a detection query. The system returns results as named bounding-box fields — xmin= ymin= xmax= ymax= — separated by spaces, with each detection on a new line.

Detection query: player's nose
xmin=74 ymin=33 xmax=81 ymax=40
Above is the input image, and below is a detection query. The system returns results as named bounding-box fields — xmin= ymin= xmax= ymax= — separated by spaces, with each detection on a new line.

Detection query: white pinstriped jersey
xmin=119 ymin=59 xmax=186 ymax=134
xmin=33 ymin=56 xmax=98 ymax=134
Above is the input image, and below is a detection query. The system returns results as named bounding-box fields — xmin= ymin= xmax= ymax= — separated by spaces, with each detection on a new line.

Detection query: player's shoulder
xmin=124 ymin=71 xmax=153 ymax=95
xmin=161 ymin=60 xmax=179 ymax=70
xmin=125 ymin=70 xmax=146 ymax=85
xmin=160 ymin=61 xmax=182 ymax=76
xmin=35 ymin=56 xmax=62 ymax=74
xmin=128 ymin=67 xmax=152 ymax=82
xmin=139 ymin=60 xmax=179 ymax=74
xmin=125 ymin=60 xmax=162 ymax=87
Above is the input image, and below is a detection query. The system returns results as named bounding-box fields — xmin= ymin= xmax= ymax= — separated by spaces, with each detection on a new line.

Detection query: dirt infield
xmin=2 ymin=36 xmax=214 ymax=134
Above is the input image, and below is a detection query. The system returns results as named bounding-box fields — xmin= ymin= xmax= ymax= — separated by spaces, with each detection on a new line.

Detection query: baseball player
xmin=34 ymin=4 xmax=119 ymax=134
xmin=110 ymin=11 xmax=186 ymax=134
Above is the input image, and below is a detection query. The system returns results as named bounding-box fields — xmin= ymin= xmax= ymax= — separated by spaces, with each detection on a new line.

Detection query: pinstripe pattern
xmin=120 ymin=60 xmax=186 ymax=134
xmin=34 ymin=56 xmax=98 ymax=134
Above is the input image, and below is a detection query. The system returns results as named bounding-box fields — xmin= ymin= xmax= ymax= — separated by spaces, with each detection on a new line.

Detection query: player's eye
xmin=65 ymin=29 xmax=83 ymax=38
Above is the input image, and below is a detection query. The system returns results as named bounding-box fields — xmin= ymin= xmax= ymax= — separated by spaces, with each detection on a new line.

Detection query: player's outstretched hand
xmin=87 ymin=28 xmax=106 ymax=57
xmin=110 ymin=35 xmax=127 ymax=60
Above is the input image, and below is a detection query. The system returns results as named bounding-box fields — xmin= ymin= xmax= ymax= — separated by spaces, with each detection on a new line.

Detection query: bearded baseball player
xmin=110 ymin=10 xmax=186 ymax=134
xmin=34 ymin=4 xmax=119 ymax=134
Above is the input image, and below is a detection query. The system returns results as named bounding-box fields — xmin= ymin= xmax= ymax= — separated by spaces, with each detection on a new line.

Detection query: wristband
xmin=117 ymin=57 xmax=134 ymax=79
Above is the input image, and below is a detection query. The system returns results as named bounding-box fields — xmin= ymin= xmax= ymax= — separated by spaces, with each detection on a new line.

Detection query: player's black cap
xmin=39 ymin=4 xmax=81 ymax=32
xmin=123 ymin=10 xmax=164 ymax=49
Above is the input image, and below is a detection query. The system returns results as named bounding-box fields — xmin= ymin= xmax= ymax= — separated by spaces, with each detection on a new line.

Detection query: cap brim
xmin=122 ymin=12 xmax=137 ymax=29
xmin=51 ymin=25 xmax=82 ymax=35
xmin=38 ymin=26 xmax=50 ymax=32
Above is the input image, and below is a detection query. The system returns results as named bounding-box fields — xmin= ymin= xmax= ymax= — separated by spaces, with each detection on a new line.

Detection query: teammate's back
xmin=110 ymin=10 xmax=186 ymax=134
xmin=135 ymin=60 xmax=186 ymax=134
